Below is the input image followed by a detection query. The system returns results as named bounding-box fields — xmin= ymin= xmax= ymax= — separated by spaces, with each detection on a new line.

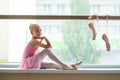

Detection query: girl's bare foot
xmin=88 ymin=22 xmax=97 ymax=40
xmin=102 ymin=34 xmax=110 ymax=51
xmin=71 ymin=61 xmax=82 ymax=70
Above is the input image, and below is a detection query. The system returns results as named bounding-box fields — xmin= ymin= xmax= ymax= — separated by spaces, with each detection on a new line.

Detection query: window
xmin=57 ymin=4 xmax=65 ymax=14
xmin=0 ymin=0 xmax=120 ymax=66
xmin=43 ymin=4 xmax=51 ymax=14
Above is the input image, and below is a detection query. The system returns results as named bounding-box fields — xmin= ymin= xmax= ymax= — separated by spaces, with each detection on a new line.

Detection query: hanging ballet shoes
xmin=102 ymin=34 xmax=110 ymax=51
xmin=88 ymin=15 xmax=97 ymax=40
xmin=88 ymin=22 xmax=97 ymax=40
xmin=88 ymin=15 xmax=111 ymax=51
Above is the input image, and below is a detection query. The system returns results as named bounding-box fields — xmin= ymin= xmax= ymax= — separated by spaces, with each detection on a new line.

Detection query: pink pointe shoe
xmin=88 ymin=22 xmax=97 ymax=40
xmin=61 ymin=65 xmax=75 ymax=70
xmin=71 ymin=61 xmax=83 ymax=70
xmin=102 ymin=34 xmax=110 ymax=51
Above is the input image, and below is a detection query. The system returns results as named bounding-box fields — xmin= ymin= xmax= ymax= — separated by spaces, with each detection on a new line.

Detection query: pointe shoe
xmin=88 ymin=22 xmax=97 ymax=40
xmin=102 ymin=34 xmax=110 ymax=51
xmin=61 ymin=65 xmax=75 ymax=70
xmin=71 ymin=61 xmax=82 ymax=70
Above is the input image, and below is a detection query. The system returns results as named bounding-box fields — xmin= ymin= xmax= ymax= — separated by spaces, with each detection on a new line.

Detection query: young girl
xmin=20 ymin=23 xmax=82 ymax=70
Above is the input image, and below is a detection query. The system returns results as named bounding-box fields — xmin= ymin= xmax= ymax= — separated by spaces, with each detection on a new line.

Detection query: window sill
xmin=0 ymin=68 xmax=120 ymax=73
xmin=0 ymin=64 xmax=120 ymax=73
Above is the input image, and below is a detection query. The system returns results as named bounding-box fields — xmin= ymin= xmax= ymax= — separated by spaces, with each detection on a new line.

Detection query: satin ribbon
xmin=105 ymin=15 xmax=109 ymax=35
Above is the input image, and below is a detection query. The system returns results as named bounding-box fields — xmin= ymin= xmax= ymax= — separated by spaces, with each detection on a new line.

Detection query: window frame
xmin=0 ymin=15 xmax=120 ymax=68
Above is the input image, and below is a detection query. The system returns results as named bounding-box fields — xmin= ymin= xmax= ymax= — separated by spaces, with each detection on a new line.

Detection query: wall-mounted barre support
xmin=0 ymin=15 xmax=120 ymax=20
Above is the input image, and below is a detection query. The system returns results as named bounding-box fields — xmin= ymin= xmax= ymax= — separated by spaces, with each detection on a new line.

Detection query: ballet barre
xmin=0 ymin=15 xmax=120 ymax=20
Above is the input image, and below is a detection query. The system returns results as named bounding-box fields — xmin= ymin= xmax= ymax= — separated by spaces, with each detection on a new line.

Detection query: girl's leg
xmin=40 ymin=61 xmax=83 ymax=70
xmin=38 ymin=48 xmax=74 ymax=70
xmin=40 ymin=62 xmax=60 ymax=69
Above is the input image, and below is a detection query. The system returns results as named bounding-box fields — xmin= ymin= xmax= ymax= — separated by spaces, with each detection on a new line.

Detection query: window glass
xmin=0 ymin=19 xmax=120 ymax=65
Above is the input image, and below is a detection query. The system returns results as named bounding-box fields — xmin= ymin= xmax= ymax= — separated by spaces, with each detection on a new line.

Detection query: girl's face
xmin=31 ymin=25 xmax=42 ymax=37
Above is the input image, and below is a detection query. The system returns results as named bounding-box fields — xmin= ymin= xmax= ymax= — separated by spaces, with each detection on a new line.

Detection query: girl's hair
xmin=29 ymin=23 xmax=34 ymax=31
xmin=29 ymin=23 xmax=40 ymax=31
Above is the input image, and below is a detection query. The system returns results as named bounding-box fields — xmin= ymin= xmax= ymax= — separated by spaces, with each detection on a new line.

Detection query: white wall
xmin=0 ymin=0 xmax=36 ymax=63
xmin=0 ymin=0 xmax=9 ymax=63
xmin=8 ymin=0 xmax=36 ymax=62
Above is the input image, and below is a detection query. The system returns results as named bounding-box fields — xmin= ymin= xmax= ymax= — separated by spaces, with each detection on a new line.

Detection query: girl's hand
xmin=35 ymin=36 xmax=52 ymax=48
xmin=33 ymin=36 xmax=45 ymax=43
xmin=39 ymin=36 xmax=46 ymax=40
xmin=41 ymin=36 xmax=52 ymax=48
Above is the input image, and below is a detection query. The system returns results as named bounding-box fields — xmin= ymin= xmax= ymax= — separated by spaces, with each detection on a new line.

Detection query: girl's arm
xmin=44 ymin=36 xmax=52 ymax=48
xmin=37 ymin=36 xmax=52 ymax=48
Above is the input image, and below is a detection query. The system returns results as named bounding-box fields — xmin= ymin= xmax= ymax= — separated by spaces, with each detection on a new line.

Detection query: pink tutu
xmin=20 ymin=44 xmax=41 ymax=69
xmin=20 ymin=53 xmax=41 ymax=69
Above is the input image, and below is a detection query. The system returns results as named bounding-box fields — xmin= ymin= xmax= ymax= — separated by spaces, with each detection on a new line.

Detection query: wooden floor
xmin=0 ymin=73 xmax=120 ymax=80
